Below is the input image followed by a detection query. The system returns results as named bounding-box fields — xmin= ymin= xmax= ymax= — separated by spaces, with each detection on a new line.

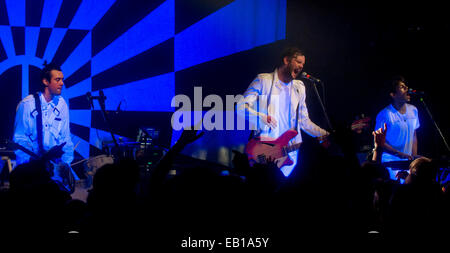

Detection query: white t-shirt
xmin=375 ymin=103 xmax=420 ymax=163
xmin=272 ymin=80 xmax=292 ymax=138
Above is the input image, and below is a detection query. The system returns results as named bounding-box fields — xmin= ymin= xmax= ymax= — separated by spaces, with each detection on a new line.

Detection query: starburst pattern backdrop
xmin=0 ymin=0 xmax=286 ymax=164
xmin=3 ymin=0 xmax=448 ymax=168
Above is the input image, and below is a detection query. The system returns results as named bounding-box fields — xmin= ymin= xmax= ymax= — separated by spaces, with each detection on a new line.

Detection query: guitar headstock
xmin=351 ymin=114 xmax=371 ymax=134
xmin=1 ymin=139 xmax=39 ymax=158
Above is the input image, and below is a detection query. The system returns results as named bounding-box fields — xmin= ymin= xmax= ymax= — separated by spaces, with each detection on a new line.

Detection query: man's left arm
xmin=297 ymin=87 xmax=329 ymax=137
xmin=412 ymin=106 xmax=420 ymax=158
xmin=412 ymin=131 xmax=418 ymax=157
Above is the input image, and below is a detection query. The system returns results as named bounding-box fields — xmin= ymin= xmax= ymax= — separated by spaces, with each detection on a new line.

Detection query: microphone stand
xmin=88 ymin=91 xmax=120 ymax=157
xmin=310 ymin=80 xmax=334 ymax=132
xmin=418 ymin=95 xmax=450 ymax=153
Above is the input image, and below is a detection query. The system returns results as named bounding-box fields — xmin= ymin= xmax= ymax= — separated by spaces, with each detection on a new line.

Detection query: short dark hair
xmin=388 ymin=75 xmax=406 ymax=94
xmin=40 ymin=61 xmax=61 ymax=83
xmin=279 ymin=47 xmax=304 ymax=67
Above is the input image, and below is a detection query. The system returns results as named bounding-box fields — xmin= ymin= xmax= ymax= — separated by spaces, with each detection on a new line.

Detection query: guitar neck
xmin=8 ymin=141 xmax=39 ymax=159
xmin=283 ymin=143 xmax=302 ymax=155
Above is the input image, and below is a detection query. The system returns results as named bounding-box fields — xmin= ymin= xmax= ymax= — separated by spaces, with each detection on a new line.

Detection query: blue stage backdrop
xmin=0 ymin=0 xmax=286 ymax=166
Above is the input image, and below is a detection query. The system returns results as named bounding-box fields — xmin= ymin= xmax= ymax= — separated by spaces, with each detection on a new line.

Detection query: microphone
xmin=86 ymin=92 xmax=94 ymax=109
xmin=99 ymin=89 xmax=106 ymax=100
xmin=86 ymin=91 xmax=108 ymax=109
xmin=98 ymin=90 xmax=106 ymax=110
xmin=301 ymin=72 xmax=322 ymax=83
xmin=408 ymin=88 xmax=425 ymax=96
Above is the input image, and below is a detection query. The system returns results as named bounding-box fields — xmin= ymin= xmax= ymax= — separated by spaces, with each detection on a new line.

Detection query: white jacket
xmin=237 ymin=69 xmax=328 ymax=145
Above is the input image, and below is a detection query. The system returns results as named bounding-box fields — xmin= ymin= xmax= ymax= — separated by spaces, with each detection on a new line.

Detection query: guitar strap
xmin=294 ymin=100 xmax=300 ymax=131
xmin=33 ymin=92 xmax=44 ymax=155
xmin=248 ymin=71 xmax=275 ymax=141
xmin=269 ymin=71 xmax=301 ymax=131
xmin=32 ymin=93 xmax=76 ymax=193
xmin=248 ymin=71 xmax=301 ymax=139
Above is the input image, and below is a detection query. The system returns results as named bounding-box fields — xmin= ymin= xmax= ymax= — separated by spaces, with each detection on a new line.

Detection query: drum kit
xmin=70 ymin=127 xmax=165 ymax=201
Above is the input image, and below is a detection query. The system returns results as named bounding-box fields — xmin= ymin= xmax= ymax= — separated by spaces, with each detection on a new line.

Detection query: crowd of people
xmin=0 ymin=123 xmax=449 ymax=249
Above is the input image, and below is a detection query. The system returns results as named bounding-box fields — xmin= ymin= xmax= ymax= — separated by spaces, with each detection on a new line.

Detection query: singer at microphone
xmin=235 ymin=47 xmax=329 ymax=178
xmin=374 ymin=75 xmax=425 ymax=183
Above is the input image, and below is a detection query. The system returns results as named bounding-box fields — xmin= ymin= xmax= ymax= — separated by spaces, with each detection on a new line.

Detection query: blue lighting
xmin=40 ymin=0 xmax=63 ymax=28
xmin=64 ymin=77 xmax=91 ymax=99
xmin=89 ymin=128 xmax=128 ymax=150
xmin=5 ymin=0 xmax=25 ymax=26
xmin=21 ymin=63 xmax=28 ymax=98
xmin=0 ymin=55 xmax=43 ymax=77
xmin=71 ymin=134 xmax=90 ymax=159
xmin=0 ymin=26 xmax=16 ymax=59
xmin=25 ymin=27 xmax=40 ymax=56
xmin=92 ymin=0 xmax=174 ymax=76
xmin=69 ymin=0 xmax=116 ymax=30
xmin=1 ymin=0 xmax=287 ymax=161
xmin=42 ymin=28 xmax=67 ymax=62
xmin=92 ymin=72 xmax=175 ymax=112
xmin=61 ymin=32 xmax=91 ymax=78
xmin=174 ymin=0 xmax=286 ymax=71
xmin=70 ymin=109 xmax=91 ymax=128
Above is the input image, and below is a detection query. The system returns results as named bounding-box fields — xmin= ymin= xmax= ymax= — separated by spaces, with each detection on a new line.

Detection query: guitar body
xmin=245 ymin=129 xmax=299 ymax=168
xmin=4 ymin=139 xmax=77 ymax=193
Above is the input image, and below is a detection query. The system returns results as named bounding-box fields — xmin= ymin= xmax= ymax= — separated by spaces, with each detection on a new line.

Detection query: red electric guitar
xmin=245 ymin=116 xmax=370 ymax=169
xmin=245 ymin=129 xmax=303 ymax=169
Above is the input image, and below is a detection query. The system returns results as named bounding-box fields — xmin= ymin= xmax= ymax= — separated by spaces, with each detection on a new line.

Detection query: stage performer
xmin=374 ymin=75 xmax=422 ymax=182
xmin=13 ymin=62 xmax=77 ymax=191
xmin=237 ymin=47 xmax=329 ymax=177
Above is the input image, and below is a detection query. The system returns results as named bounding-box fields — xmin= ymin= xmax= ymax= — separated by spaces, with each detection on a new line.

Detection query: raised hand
xmin=177 ymin=128 xmax=205 ymax=146
xmin=372 ymin=123 xmax=387 ymax=150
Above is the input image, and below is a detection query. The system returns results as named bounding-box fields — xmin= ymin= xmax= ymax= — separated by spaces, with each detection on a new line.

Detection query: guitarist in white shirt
xmin=237 ymin=47 xmax=329 ymax=177
xmin=13 ymin=62 xmax=77 ymax=192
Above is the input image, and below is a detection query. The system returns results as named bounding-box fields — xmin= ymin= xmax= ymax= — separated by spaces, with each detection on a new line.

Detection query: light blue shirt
xmin=375 ymin=103 xmax=420 ymax=163
xmin=13 ymin=93 xmax=74 ymax=166
xmin=375 ymin=103 xmax=420 ymax=181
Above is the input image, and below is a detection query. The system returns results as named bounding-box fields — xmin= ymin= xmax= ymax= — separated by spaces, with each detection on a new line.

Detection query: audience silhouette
xmin=1 ymin=124 xmax=449 ymax=249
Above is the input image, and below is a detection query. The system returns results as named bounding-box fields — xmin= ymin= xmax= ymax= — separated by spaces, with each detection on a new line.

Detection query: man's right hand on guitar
xmin=265 ymin=156 xmax=279 ymax=170
xmin=42 ymin=142 xmax=66 ymax=162
xmin=262 ymin=114 xmax=277 ymax=129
